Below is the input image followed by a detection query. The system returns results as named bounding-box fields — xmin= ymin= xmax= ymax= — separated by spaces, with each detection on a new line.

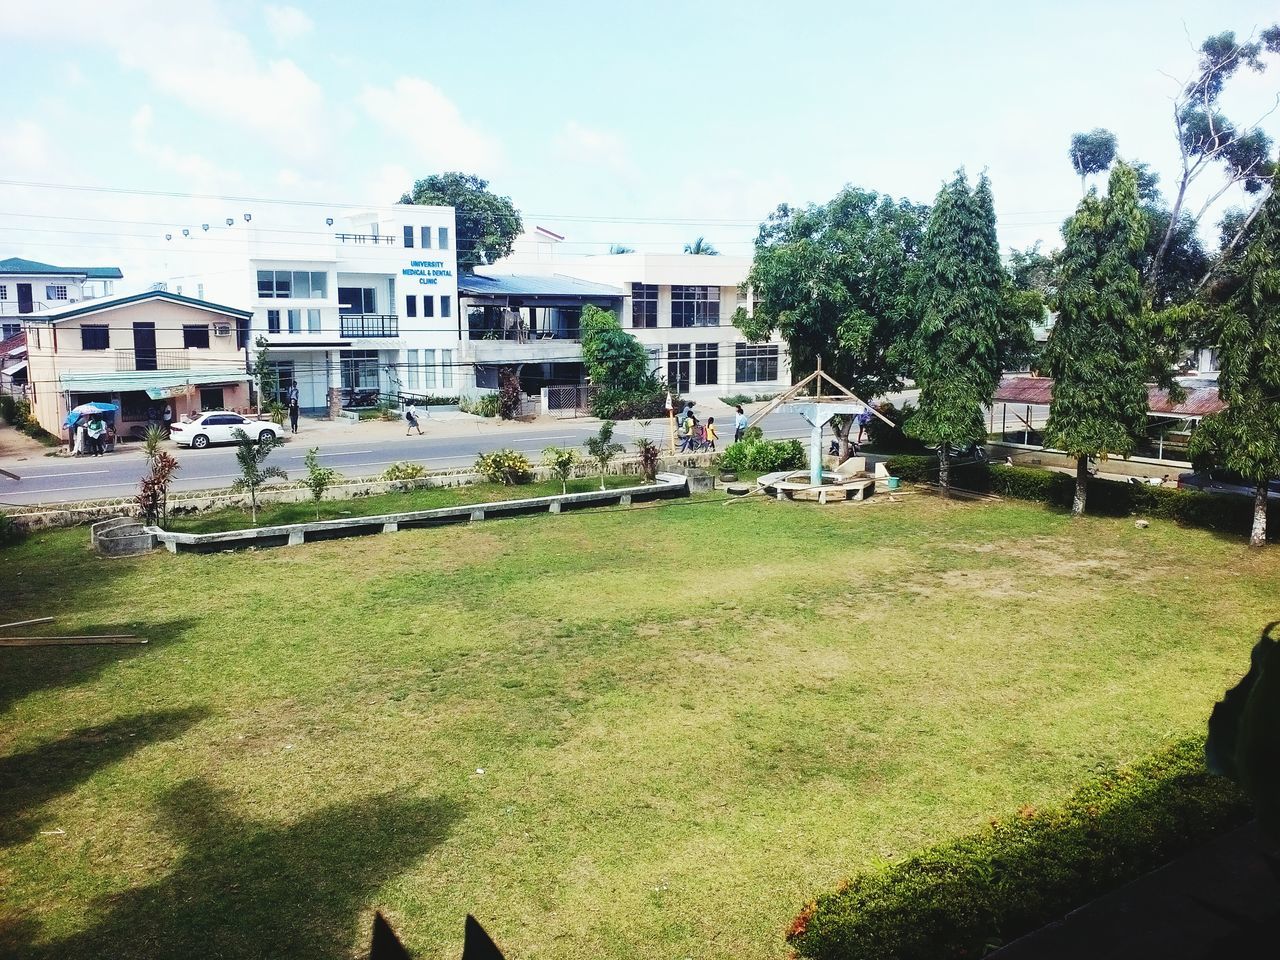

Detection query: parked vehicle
xmin=168 ymin=412 xmax=283 ymax=449
xmin=934 ymin=442 xmax=987 ymax=464
xmin=1177 ymin=468 xmax=1280 ymax=500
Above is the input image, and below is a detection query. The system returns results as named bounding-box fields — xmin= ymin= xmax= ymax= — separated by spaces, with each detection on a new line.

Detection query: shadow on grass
xmin=0 ymin=618 xmax=193 ymax=716
xmin=23 ymin=780 xmax=460 ymax=960
xmin=0 ymin=707 xmax=207 ymax=848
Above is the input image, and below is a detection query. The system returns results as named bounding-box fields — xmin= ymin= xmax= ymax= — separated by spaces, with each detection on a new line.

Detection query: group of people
xmin=676 ymin=403 xmax=719 ymax=452
xmin=72 ymin=416 xmax=110 ymax=457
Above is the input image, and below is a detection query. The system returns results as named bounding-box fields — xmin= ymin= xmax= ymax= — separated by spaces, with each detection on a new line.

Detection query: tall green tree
xmin=399 ymin=172 xmax=523 ymax=273
xmin=580 ymin=305 xmax=650 ymax=389
xmin=1190 ymin=171 xmax=1280 ymax=546
xmin=739 ymin=187 xmax=929 ymax=455
xmin=1069 ymin=128 xmax=1118 ymax=194
xmin=683 ymin=237 xmax=719 ymax=255
xmin=229 ymin=429 xmax=288 ymax=525
xmin=1042 ymin=162 xmax=1152 ymax=516
xmin=905 ymin=172 xmax=1034 ymax=492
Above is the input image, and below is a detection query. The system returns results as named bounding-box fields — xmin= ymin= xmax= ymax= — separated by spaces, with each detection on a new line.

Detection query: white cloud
xmin=1 ymin=2 xmax=328 ymax=158
xmin=554 ymin=121 xmax=632 ymax=174
xmin=264 ymin=4 xmax=314 ymax=44
xmin=360 ymin=76 xmax=501 ymax=174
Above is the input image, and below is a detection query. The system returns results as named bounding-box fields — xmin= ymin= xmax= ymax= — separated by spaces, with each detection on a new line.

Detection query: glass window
xmin=695 ymin=343 xmax=718 ymax=386
xmin=236 ymin=316 xmax=250 ymax=349
xmin=1 ymin=322 xmax=19 ymax=340
xmin=407 ymin=349 xmax=419 ymax=389
xmin=403 ymin=225 xmax=414 ymax=247
xmin=307 ymin=308 xmax=321 ymax=333
xmin=734 ymin=343 xmax=779 ymax=383
xmin=0 ymin=285 xmax=7 ymax=300
xmin=631 ymin=283 xmax=657 ymax=328
xmin=438 ymin=227 xmax=449 ymax=250
xmin=420 ymin=226 xmax=432 ymax=249
xmin=441 ymin=295 xmax=451 ymax=318
xmin=422 ymin=295 xmax=434 ymax=318
xmin=80 ymin=324 xmax=110 ymax=350
xmin=311 ymin=272 xmax=328 ymax=298
xmin=667 ymin=343 xmax=691 ymax=392
xmin=440 ymin=349 xmax=454 ymax=388
xmin=183 ymin=324 xmax=210 ymax=349
xmin=338 ymin=287 xmax=376 ymax=314
xmin=274 ymin=273 xmax=291 ymax=298
xmin=287 ymin=309 xmax=302 ymax=333
xmin=267 ymin=309 xmax=281 ymax=334
xmin=671 ymin=286 xmax=720 ymax=327
xmin=47 ymin=285 xmax=69 ymax=300
xmin=406 ymin=295 xmax=417 ymax=318
xmin=424 ymin=349 xmax=437 ymax=389
xmin=257 ymin=270 xmax=274 ymax=298
xmin=292 ymin=271 xmax=311 ymax=299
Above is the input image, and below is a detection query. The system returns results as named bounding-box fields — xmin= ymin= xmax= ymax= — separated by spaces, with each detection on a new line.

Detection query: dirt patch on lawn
xmin=0 ymin=425 xmax=49 ymax=460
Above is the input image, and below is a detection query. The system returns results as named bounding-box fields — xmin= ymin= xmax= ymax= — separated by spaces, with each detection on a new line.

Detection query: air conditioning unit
xmin=212 ymin=323 xmax=232 ymax=337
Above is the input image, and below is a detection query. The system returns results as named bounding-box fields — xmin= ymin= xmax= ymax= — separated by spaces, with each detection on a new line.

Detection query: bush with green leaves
xmin=303 ymin=448 xmax=341 ymax=519
xmin=591 ymin=374 xmax=674 ymax=421
xmin=382 ymin=461 xmax=427 ymax=482
xmin=0 ymin=394 xmax=17 ymax=425
xmin=718 ymin=438 xmax=806 ymax=473
xmin=542 ymin=446 xmax=580 ymax=494
xmin=583 ymin=421 xmax=625 ymax=490
xmin=789 ymin=738 xmax=1250 ymax=960
xmin=865 ymin=401 xmax=927 ymax=451
xmin=460 ymin=394 xmax=500 ymax=418
xmin=635 ymin=438 xmax=661 ymax=483
xmin=229 ymin=428 xmax=287 ymax=525
xmin=0 ymin=512 xmax=25 ymax=548
xmin=498 ymin=367 xmax=522 ymax=419
xmin=475 ymin=448 xmax=533 ymax=485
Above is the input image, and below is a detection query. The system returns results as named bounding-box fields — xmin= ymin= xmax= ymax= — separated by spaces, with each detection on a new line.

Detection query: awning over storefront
xmin=59 ymin=369 xmax=250 ymax=395
xmin=1 ymin=360 xmax=27 ymax=376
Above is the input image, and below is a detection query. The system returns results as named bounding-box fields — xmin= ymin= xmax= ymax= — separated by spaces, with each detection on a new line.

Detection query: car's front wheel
xmin=258 ymin=430 xmax=275 ymax=445
xmin=191 ymin=434 xmax=210 ymax=449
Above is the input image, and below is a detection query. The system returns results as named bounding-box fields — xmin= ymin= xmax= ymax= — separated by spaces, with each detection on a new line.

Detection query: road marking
xmin=4 ymin=469 xmax=110 ymax=480
xmin=289 ymin=450 xmax=374 ymax=459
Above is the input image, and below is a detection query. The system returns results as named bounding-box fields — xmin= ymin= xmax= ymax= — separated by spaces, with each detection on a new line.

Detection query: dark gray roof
xmin=459 ymin=273 xmax=623 ymax=298
xmin=33 ymin=289 xmax=252 ymax=323
xmin=0 ymin=256 xmax=123 ymax=279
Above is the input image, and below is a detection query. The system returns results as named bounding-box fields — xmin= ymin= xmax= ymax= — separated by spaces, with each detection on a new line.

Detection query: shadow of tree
xmin=0 ymin=618 xmax=193 ymax=716
xmin=24 ymin=780 xmax=460 ymax=960
xmin=0 ymin=707 xmax=208 ymax=848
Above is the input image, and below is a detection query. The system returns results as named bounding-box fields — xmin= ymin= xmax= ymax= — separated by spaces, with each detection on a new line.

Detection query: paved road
xmin=0 ymin=409 xmax=827 ymax=506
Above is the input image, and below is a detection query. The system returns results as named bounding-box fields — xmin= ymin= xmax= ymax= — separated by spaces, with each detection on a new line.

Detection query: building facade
xmin=0 ymin=257 xmax=122 ymax=340
xmin=479 ymin=232 xmax=791 ymax=398
xmin=178 ymin=207 xmax=459 ymax=411
xmin=21 ymin=290 xmax=254 ymax=439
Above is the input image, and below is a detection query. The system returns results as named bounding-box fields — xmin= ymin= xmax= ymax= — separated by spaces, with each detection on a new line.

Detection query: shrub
xmin=383 ymin=461 xmax=426 ymax=481
xmin=0 ymin=512 xmax=24 ymax=548
xmin=866 ymin=401 xmax=927 ymax=452
xmin=591 ymin=374 xmax=674 ymax=421
xmin=789 ymin=738 xmax=1250 ymax=960
xmin=635 ymin=437 xmax=661 ymax=483
xmin=460 ymin=394 xmax=500 ymax=418
xmin=475 ymin=448 xmax=533 ymax=485
xmin=303 ymin=448 xmax=341 ymax=519
xmin=719 ymin=438 xmax=806 ymax=473
xmin=498 ymin=367 xmax=522 ymax=419
xmin=720 ymin=393 xmax=754 ymax=407
xmin=0 ymin=394 xmax=17 ymax=425
xmin=542 ymin=446 xmax=580 ymax=494
xmin=583 ymin=421 xmax=625 ymax=490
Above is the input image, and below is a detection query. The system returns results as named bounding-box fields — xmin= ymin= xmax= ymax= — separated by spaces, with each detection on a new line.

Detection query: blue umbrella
xmin=65 ymin=402 xmax=119 ymax=428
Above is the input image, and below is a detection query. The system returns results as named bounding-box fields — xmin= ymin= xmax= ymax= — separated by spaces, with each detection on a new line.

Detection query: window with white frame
xmin=440 ymin=349 xmax=454 ymax=388
xmin=694 ymin=343 xmax=718 ymax=386
xmin=287 ymin=309 xmax=302 ymax=333
xmin=422 ymin=295 xmax=434 ymax=318
xmin=441 ymin=295 xmax=451 ymax=318
xmin=338 ymin=287 xmax=376 ymax=314
xmin=0 ymin=285 xmax=7 ymax=300
xmin=1 ymin=322 xmax=19 ymax=340
xmin=438 ymin=227 xmax=449 ymax=250
xmin=257 ymin=270 xmax=327 ymax=299
xmin=671 ymin=285 xmax=720 ymax=327
xmin=631 ymin=283 xmax=657 ymax=328
xmin=47 ymin=285 xmax=69 ymax=300
xmin=407 ymin=349 xmax=419 ymax=389
xmin=735 ymin=343 xmax=779 ymax=383
xmin=420 ymin=226 xmax=432 ymax=249
xmin=307 ymin=308 xmax=321 ymax=333
xmin=267 ymin=309 xmax=281 ymax=334
xmin=423 ymin=349 xmax=437 ymax=389
xmin=667 ymin=343 xmax=691 ymax=392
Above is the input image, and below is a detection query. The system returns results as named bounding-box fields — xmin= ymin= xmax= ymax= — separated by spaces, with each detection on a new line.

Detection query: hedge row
xmin=884 ymin=455 xmax=1277 ymax=541
xmin=788 ymin=738 xmax=1250 ymax=960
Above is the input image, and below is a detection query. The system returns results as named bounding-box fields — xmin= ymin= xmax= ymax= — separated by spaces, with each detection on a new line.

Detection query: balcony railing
xmin=335 ymin=232 xmax=396 ymax=245
xmin=340 ymin=314 xmax=399 ymax=337
xmin=115 ymin=348 xmax=191 ymax=371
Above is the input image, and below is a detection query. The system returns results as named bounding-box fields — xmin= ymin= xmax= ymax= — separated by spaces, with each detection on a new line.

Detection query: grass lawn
xmin=167 ymin=475 xmax=643 ymax=534
xmin=1 ymin=491 xmax=1274 ymax=959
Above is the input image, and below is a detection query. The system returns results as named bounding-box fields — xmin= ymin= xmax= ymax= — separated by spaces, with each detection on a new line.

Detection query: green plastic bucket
xmin=886 ymin=476 xmax=901 ymax=490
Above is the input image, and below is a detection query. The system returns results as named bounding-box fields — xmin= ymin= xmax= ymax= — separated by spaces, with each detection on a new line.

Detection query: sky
xmin=1 ymin=0 xmax=1278 ymax=290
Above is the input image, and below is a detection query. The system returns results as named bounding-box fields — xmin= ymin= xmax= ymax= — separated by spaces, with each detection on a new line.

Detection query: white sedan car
xmin=169 ymin=411 xmax=284 ymax=449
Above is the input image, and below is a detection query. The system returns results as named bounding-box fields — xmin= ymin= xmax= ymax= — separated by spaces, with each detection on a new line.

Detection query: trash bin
xmin=886 ymin=476 xmax=901 ymax=490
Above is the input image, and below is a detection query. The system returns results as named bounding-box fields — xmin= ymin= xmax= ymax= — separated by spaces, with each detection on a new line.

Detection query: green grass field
xmin=1 ymin=491 xmax=1273 ymax=959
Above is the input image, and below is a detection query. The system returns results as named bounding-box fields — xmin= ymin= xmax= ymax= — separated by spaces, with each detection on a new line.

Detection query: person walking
xmin=404 ymin=401 xmax=423 ymax=436
xmin=733 ymin=405 xmax=748 ymax=443
xmin=85 ymin=415 xmax=107 ymax=457
xmin=288 ymin=397 xmax=300 ymax=435
xmin=287 ymin=382 xmax=299 ymax=407
xmin=705 ymin=416 xmax=718 ymax=451
xmin=855 ymin=408 xmax=873 ymax=445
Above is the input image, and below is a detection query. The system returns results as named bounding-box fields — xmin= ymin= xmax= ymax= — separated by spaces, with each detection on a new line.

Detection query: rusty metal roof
xmin=994 ymin=376 xmax=1225 ymax=418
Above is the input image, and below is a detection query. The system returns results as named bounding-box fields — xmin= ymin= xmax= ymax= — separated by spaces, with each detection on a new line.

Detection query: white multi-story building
xmin=178 ymin=207 xmax=458 ymax=412
xmin=0 ymin=257 xmax=121 ymax=340
xmin=477 ymin=229 xmax=790 ymax=398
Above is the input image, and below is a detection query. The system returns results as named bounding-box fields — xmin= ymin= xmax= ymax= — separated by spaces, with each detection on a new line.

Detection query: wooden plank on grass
xmin=0 ymin=636 xmax=144 ymax=647
xmin=0 ymin=617 xmax=55 ymax=630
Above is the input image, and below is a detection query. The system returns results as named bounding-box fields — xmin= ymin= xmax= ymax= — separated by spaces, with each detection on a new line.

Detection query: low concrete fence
xmin=4 ymin=451 xmax=720 ymax=533
xmin=148 ymin=472 xmax=690 ymax=553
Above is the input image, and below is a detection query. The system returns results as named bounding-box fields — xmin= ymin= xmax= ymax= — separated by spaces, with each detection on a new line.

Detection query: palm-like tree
xmin=608 ymin=244 xmax=635 ymax=254
xmin=683 ymin=236 xmax=719 ymax=255
xmin=230 ymin=428 xmax=288 ymax=525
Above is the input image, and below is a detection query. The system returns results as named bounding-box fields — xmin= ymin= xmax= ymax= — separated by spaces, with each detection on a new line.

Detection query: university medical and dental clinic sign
xmin=402 ymin=261 xmax=453 ymax=285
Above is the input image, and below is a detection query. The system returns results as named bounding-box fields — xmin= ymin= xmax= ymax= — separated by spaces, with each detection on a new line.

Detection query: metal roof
xmin=994 ymin=376 xmax=1226 ymax=418
xmin=459 ymin=273 xmax=624 ymax=298
xmin=0 ymin=256 xmax=123 ymax=279
xmin=32 ymin=289 xmax=252 ymax=324
xmin=59 ymin=369 xmax=249 ymax=394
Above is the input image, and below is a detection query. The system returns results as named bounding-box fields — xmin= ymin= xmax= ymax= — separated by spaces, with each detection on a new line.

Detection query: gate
xmin=543 ymin=385 xmax=598 ymax=418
